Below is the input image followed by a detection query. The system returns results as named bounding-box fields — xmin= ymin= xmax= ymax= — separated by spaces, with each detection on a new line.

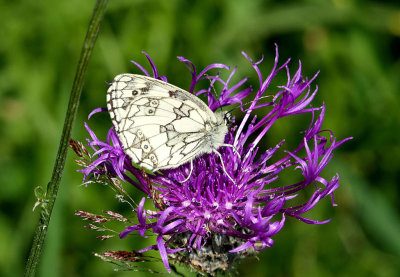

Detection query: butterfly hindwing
xmin=107 ymin=74 xmax=219 ymax=170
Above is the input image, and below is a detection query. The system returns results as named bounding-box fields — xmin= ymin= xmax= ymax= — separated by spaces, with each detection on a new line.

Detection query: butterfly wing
xmin=107 ymin=74 xmax=218 ymax=170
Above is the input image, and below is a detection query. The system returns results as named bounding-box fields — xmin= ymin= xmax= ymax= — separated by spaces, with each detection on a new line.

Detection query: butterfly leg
xmin=221 ymin=143 xmax=241 ymax=159
xmin=213 ymin=150 xmax=236 ymax=184
xmin=179 ymin=160 xmax=194 ymax=183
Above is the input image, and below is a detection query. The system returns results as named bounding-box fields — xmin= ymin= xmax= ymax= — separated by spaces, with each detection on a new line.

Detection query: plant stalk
xmin=24 ymin=1 xmax=109 ymax=276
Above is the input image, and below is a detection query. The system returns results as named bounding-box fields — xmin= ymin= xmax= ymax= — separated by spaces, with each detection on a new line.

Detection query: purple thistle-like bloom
xmin=79 ymin=45 xmax=351 ymax=274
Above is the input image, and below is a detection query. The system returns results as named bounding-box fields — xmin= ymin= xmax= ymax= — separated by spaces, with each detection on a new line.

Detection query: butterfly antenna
xmin=213 ymin=150 xmax=236 ymax=184
xmin=204 ymin=73 xmax=224 ymax=112
xmin=179 ymin=160 xmax=194 ymax=183
xmin=225 ymin=95 xmax=275 ymax=116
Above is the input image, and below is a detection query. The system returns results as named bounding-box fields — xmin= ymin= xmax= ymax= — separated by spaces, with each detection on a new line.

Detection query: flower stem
xmin=24 ymin=1 xmax=109 ymax=276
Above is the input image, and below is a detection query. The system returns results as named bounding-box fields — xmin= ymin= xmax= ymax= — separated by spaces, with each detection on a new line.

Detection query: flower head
xmin=75 ymin=45 xmax=352 ymax=275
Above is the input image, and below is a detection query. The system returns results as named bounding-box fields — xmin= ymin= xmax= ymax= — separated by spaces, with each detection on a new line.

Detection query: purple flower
xmin=77 ymin=45 xmax=352 ymax=275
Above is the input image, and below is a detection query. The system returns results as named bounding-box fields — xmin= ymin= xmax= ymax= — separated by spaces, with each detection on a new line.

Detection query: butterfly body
xmin=107 ymin=74 xmax=229 ymax=172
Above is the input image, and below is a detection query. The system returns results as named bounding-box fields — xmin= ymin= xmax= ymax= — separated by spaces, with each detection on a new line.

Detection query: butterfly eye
xmin=223 ymin=112 xmax=232 ymax=125
xmin=150 ymin=99 xmax=159 ymax=107
xmin=141 ymin=141 xmax=151 ymax=152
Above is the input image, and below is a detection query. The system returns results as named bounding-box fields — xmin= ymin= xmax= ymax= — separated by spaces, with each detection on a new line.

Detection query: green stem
xmin=24 ymin=1 xmax=108 ymax=276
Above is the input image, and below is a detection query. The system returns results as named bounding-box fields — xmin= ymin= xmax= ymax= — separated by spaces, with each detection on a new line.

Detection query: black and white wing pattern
xmin=106 ymin=74 xmax=228 ymax=171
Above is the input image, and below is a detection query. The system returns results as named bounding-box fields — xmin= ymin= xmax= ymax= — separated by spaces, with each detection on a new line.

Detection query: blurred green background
xmin=1 ymin=0 xmax=399 ymax=276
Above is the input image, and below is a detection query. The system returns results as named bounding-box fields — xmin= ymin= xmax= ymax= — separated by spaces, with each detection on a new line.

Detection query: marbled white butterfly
xmin=107 ymin=74 xmax=235 ymax=182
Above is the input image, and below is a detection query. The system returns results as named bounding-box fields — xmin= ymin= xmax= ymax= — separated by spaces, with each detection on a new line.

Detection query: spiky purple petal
xmin=79 ymin=48 xmax=352 ymax=273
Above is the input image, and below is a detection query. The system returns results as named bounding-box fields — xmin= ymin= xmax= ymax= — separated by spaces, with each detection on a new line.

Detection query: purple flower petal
xmin=78 ymin=48 xmax=352 ymax=273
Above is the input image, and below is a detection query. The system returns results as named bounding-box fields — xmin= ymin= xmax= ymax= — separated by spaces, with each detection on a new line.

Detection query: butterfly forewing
xmin=107 ymin=74 xmax=220 ymax=171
